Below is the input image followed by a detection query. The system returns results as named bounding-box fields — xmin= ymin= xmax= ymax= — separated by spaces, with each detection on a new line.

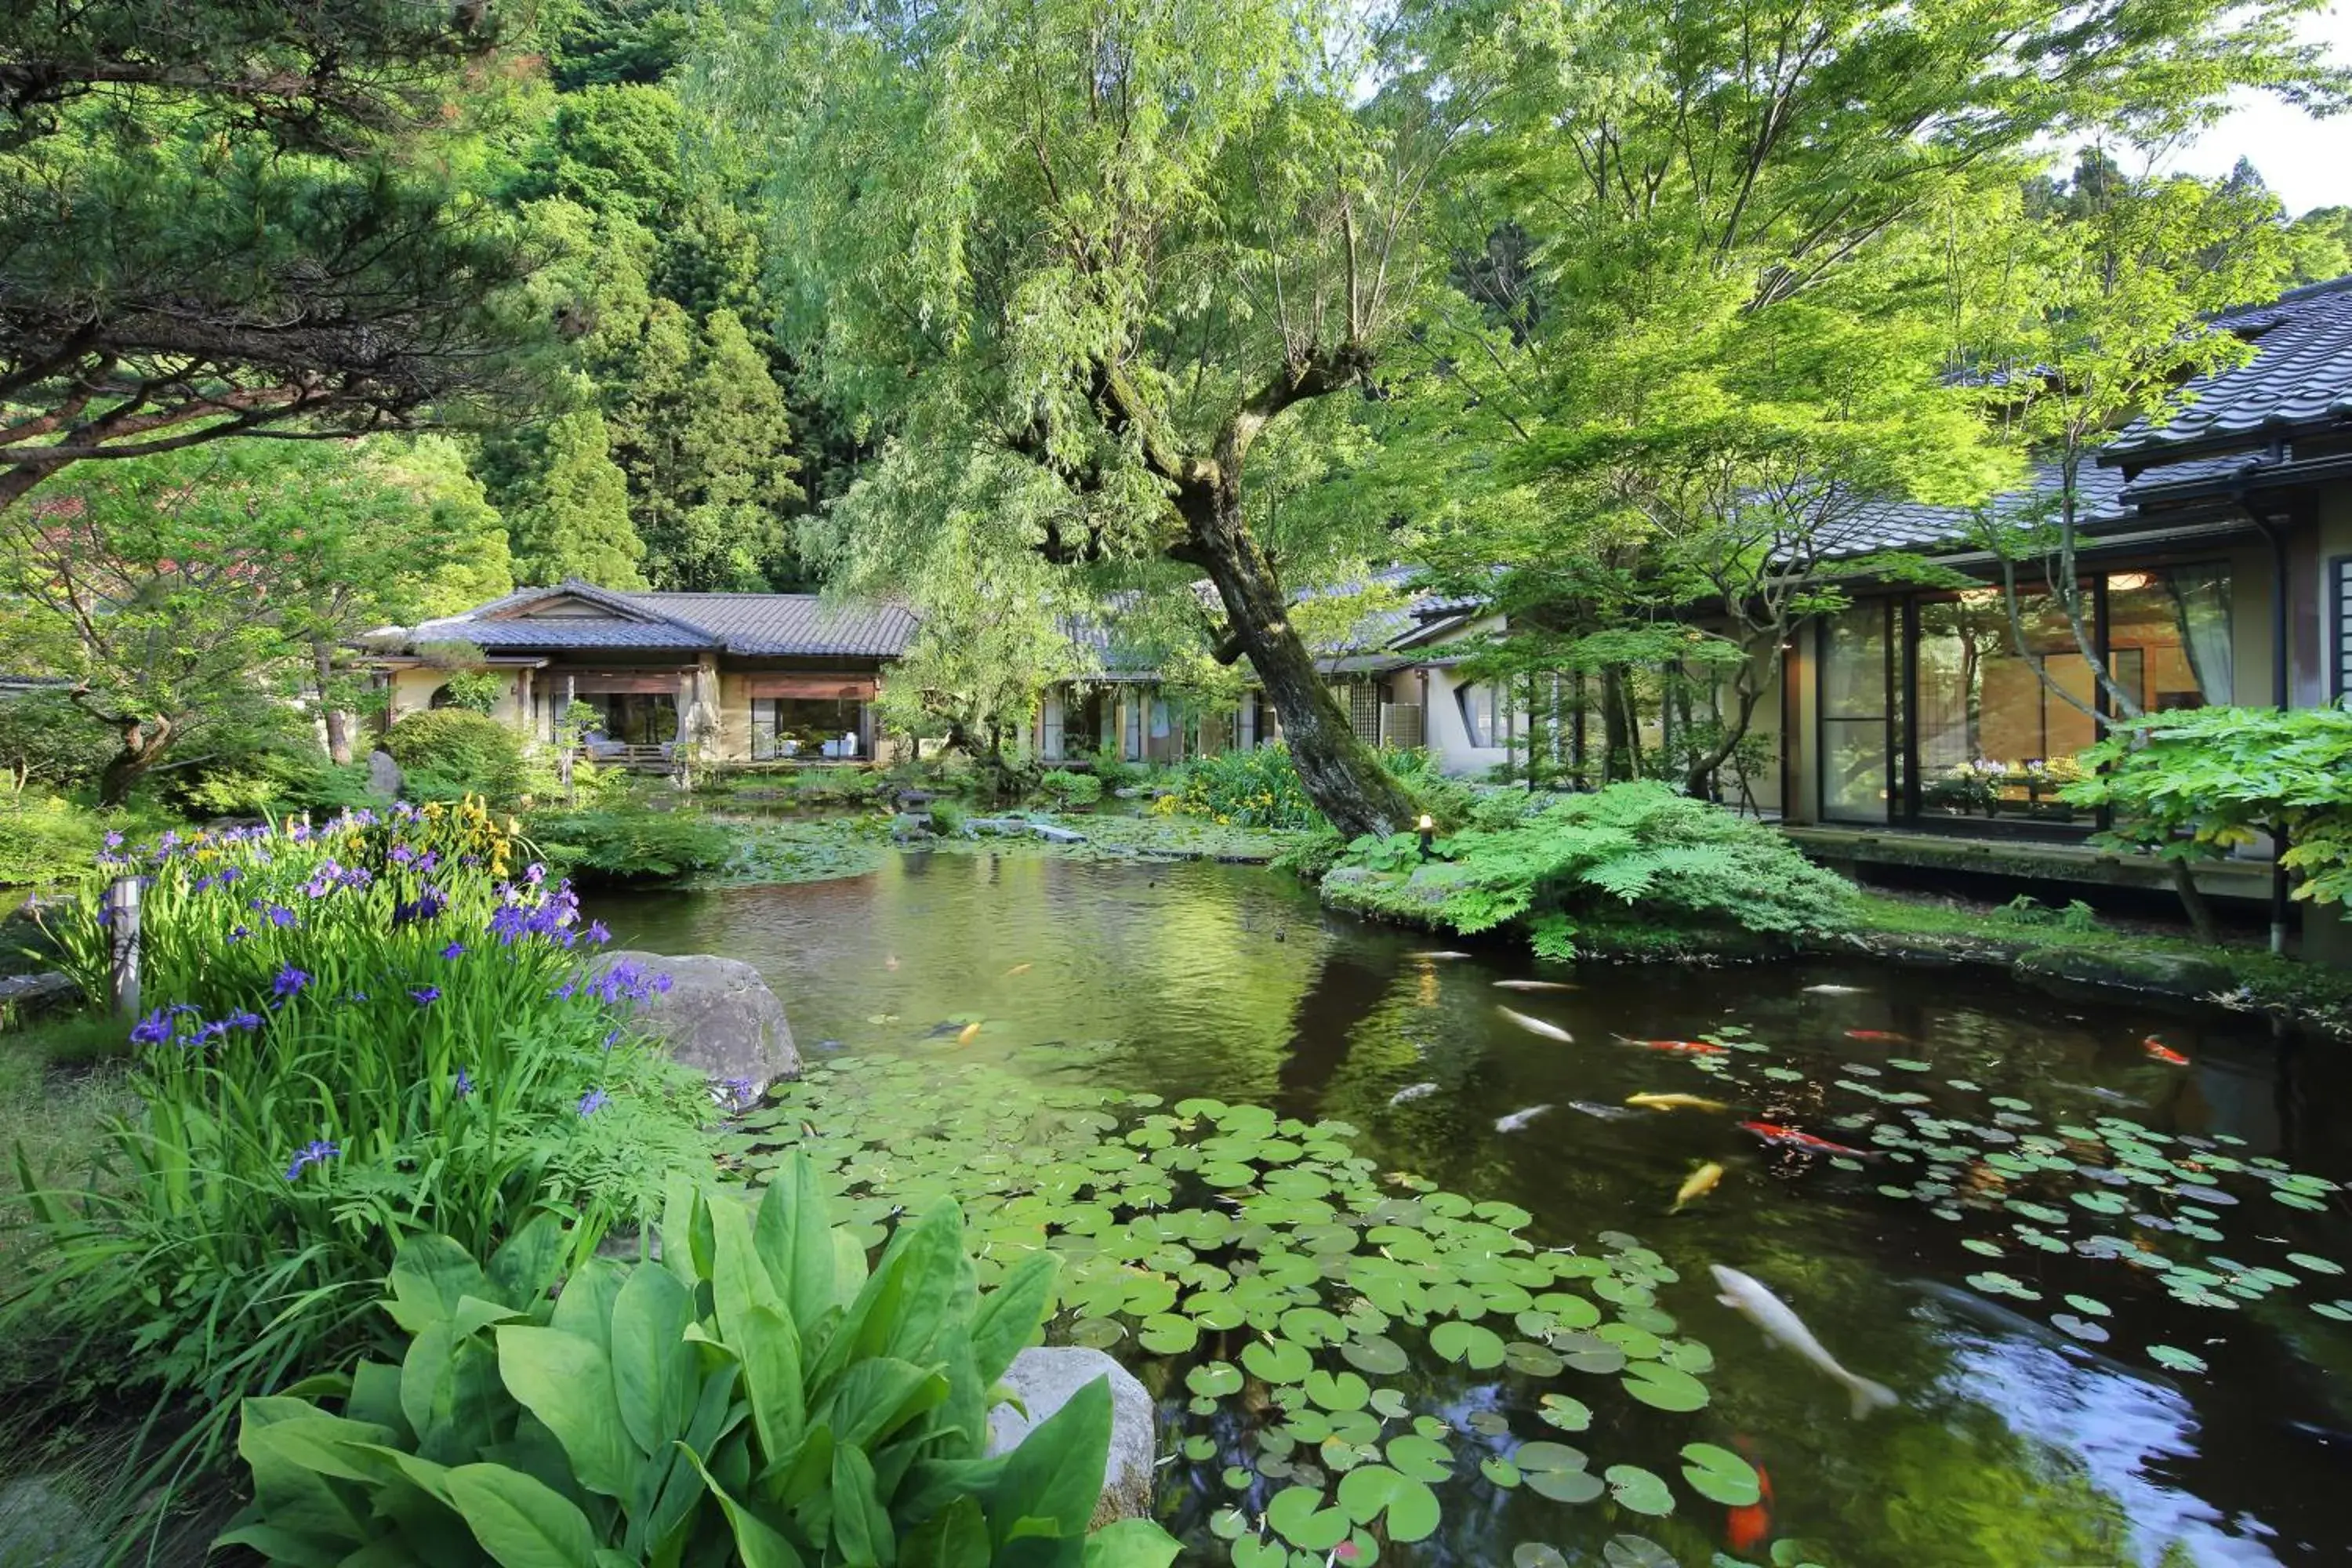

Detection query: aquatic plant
xmin=1322 ymin=782 xmax=1857 ymax=957
xmin=220 ymin=1166 xmax=1180 ymax=1568
xmin=1169 ymin=743 xmax=1323 ymax=831
xmin=5 ymin=805 xmax=710 ymax=1481
xmin=742 ymin=1056 xmax=1756 ymax=1565
xmin=530 ymin=805 xmax=736 ymax=884
xmin=1039 ymin=768 xmax=1105 ymax=810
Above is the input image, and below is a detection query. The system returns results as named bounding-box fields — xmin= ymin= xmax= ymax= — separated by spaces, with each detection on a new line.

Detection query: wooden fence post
xmin=107 ymin=875 xmax=140 ymax=1018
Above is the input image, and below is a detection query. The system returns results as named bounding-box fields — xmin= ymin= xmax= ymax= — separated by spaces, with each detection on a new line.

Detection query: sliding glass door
xmin=1819 ymin=603 xmax=1892 ymax=823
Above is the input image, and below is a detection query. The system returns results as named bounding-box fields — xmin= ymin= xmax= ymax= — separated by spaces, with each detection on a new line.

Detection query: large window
xmin=1820 ymin=603 xmax=1891 ymax=822
xmin=751 ymin=698 xmax=862 ymax=760
xmin=583 ymin=692 xmax=676 ymax=748
xmin=1456 ymin=681 xmax=1510 ymax=748
xmin=1821 ymin=566 xmax=2231 ymax=829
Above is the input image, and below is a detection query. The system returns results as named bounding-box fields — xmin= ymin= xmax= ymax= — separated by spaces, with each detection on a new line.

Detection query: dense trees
xmin=0 ymin=0 xmax=546 ymax=510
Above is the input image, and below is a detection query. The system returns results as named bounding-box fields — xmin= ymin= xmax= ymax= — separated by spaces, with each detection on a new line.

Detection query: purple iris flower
xmin=128 ymin=1009 xmax=172 ymax=1046
xmin=228 ymin=924 xmax=251 ymax=942
xmin=602 ymin=1027 xmax=622 ymax=1049
xmin=585 ymin=920 xmax=611 ymax=946
xmin=439 ymin=941 xmax=464 ymax=960
xmin=390 ymin=844 xmax=416 ymax=866
xmin=223 ymin=1009 xmax=262 ymax=1031
xmin=454 ymin=1067 xmax=474 ymax=1098
xmin=272 ymin=964 xmax=310 ymax=999
xmin=575 ymin=1087 xmax=608 ymax=1118
xmin=103 ymin=831 xmax=124 ymax=850
xmin=409 ymin=985 xmax=440 ymax=1007
xmin=265 ymin=904 xmax=297 ymax=929
xmin=524 ymin=864 xmax=546 ymax=886
xmin=284 ymin=1140 xmax=338 ymax=1180
xmin=651 ymin=973 xmax=673 ymax=995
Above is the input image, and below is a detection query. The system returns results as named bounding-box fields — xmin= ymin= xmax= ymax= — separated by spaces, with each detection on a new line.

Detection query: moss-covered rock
xmin=2012 ymin=946 xmax=2238 ymax=1000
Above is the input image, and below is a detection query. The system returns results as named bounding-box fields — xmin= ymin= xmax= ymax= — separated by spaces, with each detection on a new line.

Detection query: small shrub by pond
xmin=223 ymin=1160 xmax=1178 ymax=1568
xmin=1163 ymin=742 xmax=1322 ymax=830
xmin=531 ymin=806 xmax=735 ymax=884
xmin=1323 ymin=781 xmax=1857 ymax=957
xmin=381 ymin=709 xmax=527 ymax=802
xmin=5 ymin=803 xmax=709 ymax=1481
xmin=1039 ymin=768 xmax=1104 ymax=810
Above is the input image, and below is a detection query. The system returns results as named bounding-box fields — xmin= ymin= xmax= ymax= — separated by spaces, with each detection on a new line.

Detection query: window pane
xmin=1819 ymin=604 xmax=1887 ymax=822
xmin=2107 ymin=568 xmax=2232 ymax=711
xmin=1915 ymin=590 xmax=2087 ymax=823
xmin=764 ymin=698 xmax=861 ymax=758
xmin=1457 ymin=682 xmax=1495 ymax=747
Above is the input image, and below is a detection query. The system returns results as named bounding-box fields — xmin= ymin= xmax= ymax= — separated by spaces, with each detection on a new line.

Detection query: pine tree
xmin=510 ymin=410 xmax=646 ymax=587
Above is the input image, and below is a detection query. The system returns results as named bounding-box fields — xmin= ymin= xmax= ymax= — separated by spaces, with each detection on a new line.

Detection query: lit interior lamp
xmin=1417 ymin=812 xmax=1436 ymax=861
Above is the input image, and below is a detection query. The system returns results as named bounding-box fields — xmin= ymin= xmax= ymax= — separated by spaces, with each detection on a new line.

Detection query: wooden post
xmin=106 ymin=876 xmax=140 ymax=1018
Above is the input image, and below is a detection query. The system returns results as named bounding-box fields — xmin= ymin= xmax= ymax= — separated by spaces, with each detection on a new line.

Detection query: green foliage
xmin=531 ymin=807 xmax=735 ymax=884
xmin=506 ymin=408 xmax=648 ymax=589
xmin=1323 ymin=782 xmax=1857 ymax=956
xmin=6 ymin=807 xmax=710 ymax=1485
xmin=383 ymin=710 xmax=528 ymax=803
xmin=222 ymin=1160 xmax=1179 ymax=1568
xmin=929 ymin=800 xmax=969 ymax=837
xmin=0 ymin=691 xmax=116 ymax=792
xmin=2066 ymin=704 xmax=2352 ymax=906
xmin=1992 ymin=896 xmax=2100 ymax=933
xmin=0 ymin=795 xmax=111 ymax=887
xmin=437 ymin=670 xmax=510 ymax=714
xmin=1037 ymin=770 xmax=1104 ymax=810
xmin=1169 ymin=743 xmax=1323 ymax=831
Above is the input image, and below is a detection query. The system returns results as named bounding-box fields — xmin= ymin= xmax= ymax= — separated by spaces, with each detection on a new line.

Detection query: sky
xmin=2154 ymin=3 xmax=2352 ymax=214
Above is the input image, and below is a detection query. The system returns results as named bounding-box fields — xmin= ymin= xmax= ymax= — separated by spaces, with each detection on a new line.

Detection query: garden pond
xmin=591 ymin=850 xmax=2352 ymax=1567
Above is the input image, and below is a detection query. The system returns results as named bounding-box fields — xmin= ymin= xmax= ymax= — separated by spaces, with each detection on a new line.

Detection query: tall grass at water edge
xmin=1 ymin=800 xmax=711 ymax=1502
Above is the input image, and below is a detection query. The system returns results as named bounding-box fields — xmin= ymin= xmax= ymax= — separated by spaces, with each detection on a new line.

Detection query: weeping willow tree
xmin=688 ymin=0 xmax=1484 ymax=838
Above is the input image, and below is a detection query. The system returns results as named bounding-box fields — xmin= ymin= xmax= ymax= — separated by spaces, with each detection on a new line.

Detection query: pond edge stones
xmin=590 ymin=949 xmax=800 ymax=1104
xmin=985 ymin=1347 xmax=1156 ymax=1528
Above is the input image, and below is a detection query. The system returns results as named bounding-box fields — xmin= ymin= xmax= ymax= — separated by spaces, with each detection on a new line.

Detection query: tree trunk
xmin=1601 ymin=667 xmax=1630 ymax=782
xmin=97 ymin=716 xmax=172 ymax=807
xmin=314 ymin=637 xmax=352 ymax=766
xmin=1182 ymin=490 xmax=1415 ymax=840
xmin=2169 ymin=858 xmax=2224 ymax=947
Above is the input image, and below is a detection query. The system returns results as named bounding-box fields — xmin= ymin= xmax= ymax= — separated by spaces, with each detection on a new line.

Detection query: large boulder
xmin=366 ymin=748 xmax=403 ymax=799
xmin=590 ymin=950 xmax=800 ymax=1104
xmin=2013 ymin=946 xmax=2237 ymax=1001
xmin=985 ymin=1348 xmax=1156 ymax=1528
xmin=0 ymin=1476 xmax=94 ymax=1568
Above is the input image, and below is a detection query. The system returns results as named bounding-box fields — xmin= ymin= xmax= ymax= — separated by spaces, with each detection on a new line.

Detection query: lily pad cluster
xmin=1672 ymin=1036 xmax=2352 ymax=1381
xmin=740 ymin=1058 xmax=1764 ymax=1566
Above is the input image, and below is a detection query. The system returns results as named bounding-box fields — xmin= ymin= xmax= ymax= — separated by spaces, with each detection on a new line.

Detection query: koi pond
xmin=591 ymin=851 xmax=2352 ymax=1567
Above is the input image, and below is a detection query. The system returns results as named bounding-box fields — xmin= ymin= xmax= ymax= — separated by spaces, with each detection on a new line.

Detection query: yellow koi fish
xmin=956 ymin=1021 xmax=981 ymax=1046
xmin=1671 ymin=1162 xmax=1724 ymax=1214
xmin=1628 ymin=1093 xmax=1731 ymax=1113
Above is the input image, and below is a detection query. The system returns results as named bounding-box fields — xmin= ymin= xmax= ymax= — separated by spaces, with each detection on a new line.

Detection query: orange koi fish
xmin=1740 ymin=1120 xmax=1869 ymax=1158
xmin=1844 ymin=1029 xmax=1909 ymax=1044
xmin=1725 ymin=1437 xmax=1774 ymax=1555
xmin=1614 ymin=1036 xmax=1729 ymax=1055
xmin=2143 ymin=1036 xmax=2189 ymax=1066
xmin=956 ymin=1021 xmax=981 ymax=1046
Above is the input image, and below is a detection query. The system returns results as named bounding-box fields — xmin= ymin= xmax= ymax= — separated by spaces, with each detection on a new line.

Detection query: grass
xmin=0 ymin=1009 xmax=132 ymax=1343
xmin=1846 ymin=890 xmax=2352 ymax=1036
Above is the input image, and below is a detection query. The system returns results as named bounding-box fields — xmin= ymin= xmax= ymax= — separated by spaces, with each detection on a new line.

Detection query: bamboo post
xmin=106 ymin=876 xmax=140 ymax=1018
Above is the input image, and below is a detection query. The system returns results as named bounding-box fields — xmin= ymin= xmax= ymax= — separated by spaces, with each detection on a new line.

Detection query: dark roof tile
xmin=2107 ymin=275 xmax=2352 ymax=459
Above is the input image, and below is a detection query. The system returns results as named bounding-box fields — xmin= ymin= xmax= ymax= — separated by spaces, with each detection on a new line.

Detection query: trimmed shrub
xmin=382 ymin=710 xmax=525 ymax=802
xmin=530 ymin=807 xmax=734 ymax=884
xmin=1323 ymin=780 xmax=1856 ymax=957
xmin=1038 ymin=768 xmax=1104 ymax=809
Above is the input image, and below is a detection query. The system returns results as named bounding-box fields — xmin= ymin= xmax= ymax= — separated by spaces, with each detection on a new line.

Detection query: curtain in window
xmin=2163 ymin=566 xmax=2234 ymax=706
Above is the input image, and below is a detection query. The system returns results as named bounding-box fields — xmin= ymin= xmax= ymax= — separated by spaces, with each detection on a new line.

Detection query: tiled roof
xmin=2105 ymin=275 xmax=2352 ymax=461
xmin=410 ymin=582 xmax=917 ymax=659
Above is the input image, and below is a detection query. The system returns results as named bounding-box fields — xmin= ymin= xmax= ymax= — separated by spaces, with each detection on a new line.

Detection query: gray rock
xmin=590 ymin=950 xmax=800 ymax=1099
xmin=1029 ymin=822 xmax=1088 ymax=844
xmin=985 ymin=1348 xmax=1156 ymax=1529
xmin=890 ymin=812 xmax=935 ymax=841
xmin=0 ymin=971 xmax=78 ymax=1013
xmin=0 ymin=1476 xmax=96 ymax=1568
xmin=2014 ymin=946 xmax=2238 ymax=1000
xmin=366 ymin=749 xmax=403 ymax=799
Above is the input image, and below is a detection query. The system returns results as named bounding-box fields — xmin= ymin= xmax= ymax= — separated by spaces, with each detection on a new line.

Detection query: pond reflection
xmin=593 ymin=851 xmax=2352 ymax=1566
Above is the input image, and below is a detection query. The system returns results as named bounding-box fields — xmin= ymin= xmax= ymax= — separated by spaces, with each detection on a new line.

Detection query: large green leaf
xmin=444 ymin=1463 xmax=601 ymax=1568
xmin=898 ymin=1494 xmax=990 ymax=1568
xmin=228 ymin=1401 xmax=383 ymax=1555
xmin=756 ymin=1152 xmax=844 ymax=1333
xmin=551 ymin=1258 xmax=627 ymax=1357
xmin=819 ymin=1356 xmax=949 ymax=1454
xmin=971 ymin=1250 xmax=1059 ymax=1387
xmin=485 ymin=1213 xmax=569 ymax=1313
xmin=612 ymin=1263 xmax=699 ymax=1461
xmin=710 ymin=1191 xmax=786 ymax=1352
xmin=830 ymin=1442 xmax=895 ymax=1565
xmin=988 ymin=1376 xmax=1110 ymax=1548
xmin=1080 ymin=1519 xmax=1182 ymax=1568
xmin=494 ymin=1326 xmax=634 ymax=1501
xmin=386 ymin=1234 xmax=488 ymax=1336
xmin=401 ymin=1323 xmax=505 ymax=1462
xmin=681 ymin=1442 xmax=808 ymax=1568
xmin=735 ymin=1301 xmax=810 ymax=1461
xmin=812 ymin=1200 xmax=971 ymax=1394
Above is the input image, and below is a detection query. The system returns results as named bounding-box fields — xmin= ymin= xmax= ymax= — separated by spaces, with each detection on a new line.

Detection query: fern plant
xmin=1324 ymin=782 xmax=1855 ymax=956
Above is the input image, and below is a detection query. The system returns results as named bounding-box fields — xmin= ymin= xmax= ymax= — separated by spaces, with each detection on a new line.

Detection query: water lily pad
xmin=1679 ymin=1441 xmax=1762 ymax=1506
xmin=1429 ymin=1319 xmax=1506 ymax=1369
xmin=1481 ymin=1456 xmax=1523 ymax=1488
xmin=1622 ymin=1361 xmax=1710 ymax=1412
xmin=1243 ymin=1338 xmax=1312 ymax=1385
xmin=1962 ymin=1238 xmax=2005 ymax=1258
xmin=1210 ymin=1506 xmax=1249 ymax=1540
xmin=2148 ymin=1344 xmax=2209 ymax=1374
xmin=1967 ymin=1272 xmax=2041 ymax=1301
xmin=2050 ymin=1312 xmax=2110 ymax=1344
xmin=1602 ymin=1537 xmax=1675 ymax=1568
xmin=1516 ymin=1441 xmax=1599 ymax=1503
xmin=1305 ymin=1369 xmax=1371 ymax=1412
xmin=1383 ymin=1432 xmax=1452 ymax=1483
xmin=1537 ymin=1392 xmax=1592 ymax=1432
xmin=1138 ymin=1313 xmax=1199 ymax=1354
xmin=2288 ymin=1253 xmax=2345 ymax=1276
xmin=1189 ymin=1361 xmax=1243 ymax=1399
xmin=1070 ymin=1316 xmax=1126 ymax=1348
xmin=1602 ymin=1463 xmax=1675 ymax=1516
xmin=1341 ymin=1333 xmax=1409 ymax=1376
xmin=1504 ymin=1341 xmax=1566 ymax=1377
xmin=1334 ymin=1465 xmax=1439 ymax=1542
xmin=1183 ymin=1434 xmax=1218 ymax=1462
xmin=2062 ymin=1294 xmax=2111 ymax=1317
xmin=1513 ymin=1547 xmax=1569 ymax=1568
xmin=1266 ymin=1484 xmax=1352 ymax=1552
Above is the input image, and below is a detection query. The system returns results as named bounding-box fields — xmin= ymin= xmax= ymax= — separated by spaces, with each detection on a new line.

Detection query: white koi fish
xmin=1389 ymin=1081 xmax=1439 ymax=1106
xmin=1497 ymin=1006 xmax=1573 ymax=1043
xmin=1710 ymin=1265 xmax=1897 ymax=1419
xmin=1494 ymin=979 xmax=1577 ymax=992
xmin=1494 ymin=1105 xmax=1553 ymax=1133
